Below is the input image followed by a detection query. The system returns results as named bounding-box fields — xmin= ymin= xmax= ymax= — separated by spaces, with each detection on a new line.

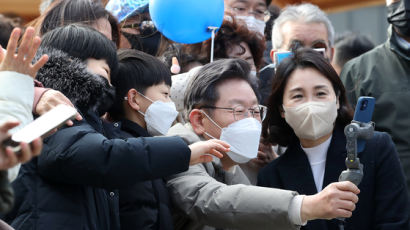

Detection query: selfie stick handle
xmin=337 ymin=121 xmax=374 ymax=229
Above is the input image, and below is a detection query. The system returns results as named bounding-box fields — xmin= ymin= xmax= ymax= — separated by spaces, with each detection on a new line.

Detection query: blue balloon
xmin=149 ymin=0 xmax=224 ymax=44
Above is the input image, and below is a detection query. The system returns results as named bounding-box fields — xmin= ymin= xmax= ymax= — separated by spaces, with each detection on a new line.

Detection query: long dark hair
xmin=262 ymin=48 xmax=353 ymax=146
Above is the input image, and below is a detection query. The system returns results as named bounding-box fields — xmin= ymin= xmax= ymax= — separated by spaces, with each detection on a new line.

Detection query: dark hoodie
xmin=5 ymin=47 xmax=191 ymax=230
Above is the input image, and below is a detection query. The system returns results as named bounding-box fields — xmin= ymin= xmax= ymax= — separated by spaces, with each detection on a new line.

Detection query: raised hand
xmin=0 ymin=27 xmax=48 ymax=78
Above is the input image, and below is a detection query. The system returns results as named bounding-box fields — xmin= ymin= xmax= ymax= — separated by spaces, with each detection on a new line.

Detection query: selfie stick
xmin=337 ymin=121 xmax=374 ymax=230
xmin=208 ymin=26 xmax=219 ymax=63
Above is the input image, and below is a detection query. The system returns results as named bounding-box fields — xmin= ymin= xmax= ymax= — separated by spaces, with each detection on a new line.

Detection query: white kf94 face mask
xmin=128 ymin=93 xmax=178 ymax=136
xmin=202 ymin=111 xmax=262 ymax=163
xmin=283 ymin=100 xmax=338 ymax=140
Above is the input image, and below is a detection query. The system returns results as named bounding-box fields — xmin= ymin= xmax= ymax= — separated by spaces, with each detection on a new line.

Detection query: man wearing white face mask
xmin=224 ymin=0 xmax=271 ymax=35
xmin=107 ymin=49 xmax=229 ymax=230
xmin=166 ymin=58 xmax=362 ymax=230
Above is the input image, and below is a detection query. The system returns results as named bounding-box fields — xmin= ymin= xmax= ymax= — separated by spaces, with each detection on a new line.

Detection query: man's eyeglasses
xmin=201 ymin=104 xmax=267 ymax=121
xmin=229 ymin=7 xmax=271 ymax=22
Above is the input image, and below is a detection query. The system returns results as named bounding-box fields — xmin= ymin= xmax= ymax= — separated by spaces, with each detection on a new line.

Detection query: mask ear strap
xmin=137 ymin=91 xmax=154 ymax=103
xmin=200 ymin=110 xmax=223 ymax=130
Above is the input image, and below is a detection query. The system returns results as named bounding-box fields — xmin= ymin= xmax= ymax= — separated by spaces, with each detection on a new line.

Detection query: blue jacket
xmin=258 ymin=125 xmax=409 ymax=230
xmin=5 ymin=111 xmax=190 ymax=230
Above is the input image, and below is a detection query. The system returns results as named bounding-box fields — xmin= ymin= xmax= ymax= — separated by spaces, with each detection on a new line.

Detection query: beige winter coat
xmin=166 ymin=123 xmax=301 ymax=230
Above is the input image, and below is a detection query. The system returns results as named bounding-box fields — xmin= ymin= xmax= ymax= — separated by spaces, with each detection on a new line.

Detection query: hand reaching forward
xmin=189 ymin=139 xmax=230 ymax=165
xmin=301 ymin=181 xmax=360 ymax=222
xmin=0 ymin=27 xmax=48 ymax=78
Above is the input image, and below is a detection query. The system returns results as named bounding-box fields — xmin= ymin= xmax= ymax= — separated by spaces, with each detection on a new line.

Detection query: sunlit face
xmin=202 ymin=78 xmax=260 ymax=139
xmin=92 ymin=17 xmax=112 ymax=41
xmin=224 ymin=0 xmax=268 ymax=21
xmin=282 ymin=67 xmax=339 ymax=109
xmin=86 ymin=58 xmax=111 ymax=82
xmin=138 ymin=82 xmax=172 ymax=114
xmin=278 ymin=21 xmax=333 ymax=61
xmin=227 ymin=42 xmax=256 ymax=71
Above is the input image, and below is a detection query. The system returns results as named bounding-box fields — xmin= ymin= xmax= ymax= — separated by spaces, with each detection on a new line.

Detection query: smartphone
xmin=353 ymin=97 xmax=375 ymax=153
xmin=274 ymin=51 xmax=292 ymax=66
xmin=2 ymin=104 xmax=77 ymax=153
xmin=274 ymin=48 xmax=326 ymax=66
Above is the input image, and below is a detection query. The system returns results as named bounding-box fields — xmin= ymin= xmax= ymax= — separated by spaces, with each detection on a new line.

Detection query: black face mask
xmin=387 ymin=0 xmax=410 ymax=37
xmin=122 ymin=31 xmax=161 ymax=56
xmin=96 ymin=75 xmax=116 ymax=116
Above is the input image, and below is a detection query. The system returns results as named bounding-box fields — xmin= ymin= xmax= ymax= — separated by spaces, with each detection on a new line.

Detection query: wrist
xmin=301 ymin=194 xmax=316 ymax=222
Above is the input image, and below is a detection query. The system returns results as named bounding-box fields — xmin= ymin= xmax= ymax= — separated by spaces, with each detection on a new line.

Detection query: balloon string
xmin=208 ymin=26 xmax=218 ymax=63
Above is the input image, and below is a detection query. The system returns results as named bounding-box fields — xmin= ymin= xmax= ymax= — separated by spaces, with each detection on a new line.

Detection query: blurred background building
xmin=0 ymin=0 xmax=387 ymax=45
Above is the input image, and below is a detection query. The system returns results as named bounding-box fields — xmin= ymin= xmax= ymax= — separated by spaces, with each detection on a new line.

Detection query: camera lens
xmin=360 ymin=100 xmax=368 ymax=110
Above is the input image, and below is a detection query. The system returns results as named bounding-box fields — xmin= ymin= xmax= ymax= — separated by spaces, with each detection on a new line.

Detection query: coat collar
xmin=120 ymin=119 xmax=150 ymax=137
xmin=388 ymin=25 xmax=410 ymax=61
xmin=277 ymin=124 xmax=347 ymax=194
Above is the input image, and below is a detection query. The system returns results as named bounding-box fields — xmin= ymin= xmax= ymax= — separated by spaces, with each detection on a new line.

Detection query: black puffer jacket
xmin=4 ymin=48 xmax=191 ymax=230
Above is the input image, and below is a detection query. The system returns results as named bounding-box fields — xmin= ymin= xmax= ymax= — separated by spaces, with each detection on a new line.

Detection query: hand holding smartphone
xmin=2 ymin=104 xmax=77 ymax=153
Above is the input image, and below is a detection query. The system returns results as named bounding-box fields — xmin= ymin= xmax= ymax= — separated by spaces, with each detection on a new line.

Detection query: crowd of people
xmin=0 ymin=0 xmax=409 ymax=229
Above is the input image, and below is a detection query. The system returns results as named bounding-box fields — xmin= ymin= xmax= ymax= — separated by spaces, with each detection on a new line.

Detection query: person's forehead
xmin=285 ymin=68 xmax=332 ymax=92
xmin=215 ymin=78 xmax=258 ymax=105
xmin=281 ymin=21 xmax=328 ymax=47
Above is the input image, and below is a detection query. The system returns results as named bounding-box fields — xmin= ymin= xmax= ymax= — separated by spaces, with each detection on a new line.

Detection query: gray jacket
xmin=166 ymin=123 xmax=301 ymax=230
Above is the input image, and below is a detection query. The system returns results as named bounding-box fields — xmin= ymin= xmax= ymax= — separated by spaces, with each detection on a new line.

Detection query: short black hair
xmin=40 ymin=24 xmax=118 ymax=77
xmin=333 ymin=32 xmax=374 ymax=69
xmin=109 ymin=49 xmax=171 ymax=120
xmin=184 ymin=58 xmax=257 ymax=119
xmin=263 ymin=48 xmax=354 ymax=146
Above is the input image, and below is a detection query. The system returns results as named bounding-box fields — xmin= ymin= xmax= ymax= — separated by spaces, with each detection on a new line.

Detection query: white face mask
xmin=283 ymin=101 xmax=338 ymax=140
xmin=128 ymin=93 xmax=178 ymax=136
xmin=235 ymin=15 xmax=266 ymax=35
xmin=202 ymin=112 xmax=262 ymax=163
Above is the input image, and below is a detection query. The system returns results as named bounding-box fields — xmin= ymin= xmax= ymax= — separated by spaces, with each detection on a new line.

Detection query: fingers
xmin=5 ymin=28 xmax=21 ymax=61
xmin=75 ymin=113 xmax=83 ymax=121
xmin=199 ymin=155 xmax=213 ymax=163
xmin=0 ymin=45 xmax=4 ymax=63
xmin=0 ymin=121 xmax=20 ymax=132
xmin=17 ymin=27 xmax=35 ymax=62
xmin=208 ymin=148 xmax=223 ymax=158
xmin=209 ymin=139 xmax=230 ymax=149
xmin=26 ymin=35 xmax=41 ymax=64
xmin=31 ymin=138 xmax=42 ymax=157
xmin=31 ymin=54 xmax=49 ymax=74
xmin=66 ymin=120 xmax=74 ymax=126
xmin=2 ymin=147 xmax=18 ymax=169
xmin=335 ymin=181 xmax=360 ymax=194
xmin=18 ymin=142 xmax=33 ymax=163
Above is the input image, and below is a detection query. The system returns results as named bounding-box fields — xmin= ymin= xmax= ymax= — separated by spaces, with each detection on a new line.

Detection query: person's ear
xmin=336 ymin=94 xmax=340 ymax=110
xmin=126 ymin=89 xmax=142 ymax=111
xmin=270 ymin=49 xmax=276 ymax=63
xmin=189 ymin=109 xmax=206 ymax=135
xmin=329 ymin=47 xmax=335 ymax=62
xmin=280 ymin=106 xmax=285 ymax=118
